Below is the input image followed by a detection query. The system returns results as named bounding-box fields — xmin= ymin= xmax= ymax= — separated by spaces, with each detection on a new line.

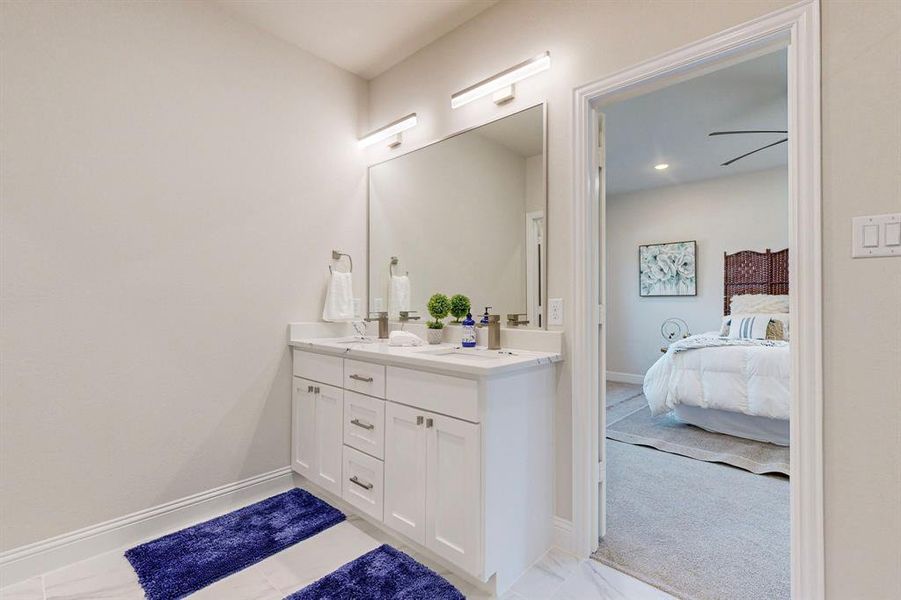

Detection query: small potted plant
xmin=449 ymin=294 xmax=471 ymax=324
xmin=426 ymin=293 xmax=451 ymax=344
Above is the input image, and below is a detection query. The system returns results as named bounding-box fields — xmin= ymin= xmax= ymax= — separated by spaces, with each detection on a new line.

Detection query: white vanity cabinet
xmin=291 ymin=378 xmax=343 ymax=496
xmin=290 ymin=344 xmax=558 ymax=594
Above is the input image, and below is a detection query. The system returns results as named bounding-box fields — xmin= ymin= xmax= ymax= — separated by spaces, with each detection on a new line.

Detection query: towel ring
xmin=389 ymin=256 xmax=408 ymax=277
xmin=329 ymin=250 xmax=353 ymax=274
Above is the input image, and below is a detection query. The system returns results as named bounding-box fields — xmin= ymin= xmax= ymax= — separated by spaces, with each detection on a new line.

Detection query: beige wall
xmin=367 ymin=0 xmax=901 ymax=597
xmin=0 ymin=0 xmax=367 ymax=549
xmin=607 ymin=168 xmax=789 ymax=376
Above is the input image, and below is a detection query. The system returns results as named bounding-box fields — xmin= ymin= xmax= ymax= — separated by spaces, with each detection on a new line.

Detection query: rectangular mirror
xmin=368 ymin=104 xmax=547 ymax=329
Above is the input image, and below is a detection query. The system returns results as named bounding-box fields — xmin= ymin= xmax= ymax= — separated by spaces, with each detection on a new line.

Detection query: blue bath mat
xmin=285 ymin=544 xmax=464 ymax=600
xmin=125 ymin=488 xmax=345 ymax=600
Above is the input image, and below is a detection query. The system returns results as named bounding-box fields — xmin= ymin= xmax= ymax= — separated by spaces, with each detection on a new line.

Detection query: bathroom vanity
xmin=289 ymin=333 xmax=561 ymax=593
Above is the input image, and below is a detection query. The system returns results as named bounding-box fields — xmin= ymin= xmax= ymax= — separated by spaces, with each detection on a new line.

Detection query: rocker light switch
xmin=852 ymin=213 xmax=901 ymax=258
xmin=862 ymin=225 xmax=879 ymax=247
xmin=886 ymin=222 xmax=901 ymax=247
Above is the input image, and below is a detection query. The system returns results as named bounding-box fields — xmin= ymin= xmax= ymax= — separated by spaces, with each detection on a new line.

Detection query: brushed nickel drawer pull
xmin=349 ymin=476 xmax=373 ymax=490
xmin=351 ymin=418 xmax=375 ymax=430
xmin=349 ymin=374 xmax=374 ymax=383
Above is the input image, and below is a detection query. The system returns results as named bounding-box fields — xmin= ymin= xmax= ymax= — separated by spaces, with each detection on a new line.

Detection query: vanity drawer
xmin=293 ymin=351 xmax=342 ymax=387
xmin=386 ymin=366 xmax=479 ymax=423
xmin=342 ymin=445 xmax=384 ymax=522
xmin=344 ymin=359 xmax=386 ymax=398
xmin=343 ymin=391 xmax=385 ymax=460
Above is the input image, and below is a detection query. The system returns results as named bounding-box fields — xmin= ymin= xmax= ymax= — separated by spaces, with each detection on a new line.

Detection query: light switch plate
xmin=548 ymin=298 xmax=563 ymax=326
xmin=852 ymin=213 xmax=901 ymax=258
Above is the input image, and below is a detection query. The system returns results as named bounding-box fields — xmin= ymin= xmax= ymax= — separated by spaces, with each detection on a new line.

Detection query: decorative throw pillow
xmin=730 ymin=294 xmax=789 ymax=314
xmin=722 ymin=313 xmax=790 ymax=340
xmin=726 ymin=314 xmax=770 ymax=340
xmin=766 ymin=319 xmax=785 ymax=341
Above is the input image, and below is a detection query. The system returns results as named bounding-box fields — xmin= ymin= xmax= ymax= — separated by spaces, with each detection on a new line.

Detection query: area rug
xmin=593 ymin=440 xmax=790 ymax=600
xmin=125 ymin=488 xmax=345 ymax=600
xmin=605 ymin=380 xmax=645 ymax=408
xmin=285 ymin=544 xmax=463 ymax=600
xmin=606 ymin=384 xmax=789 ymax=475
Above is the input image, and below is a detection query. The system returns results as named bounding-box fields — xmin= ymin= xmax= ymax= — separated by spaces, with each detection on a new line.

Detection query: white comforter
xmin=643 ymin=333 xmax=790 ymax=420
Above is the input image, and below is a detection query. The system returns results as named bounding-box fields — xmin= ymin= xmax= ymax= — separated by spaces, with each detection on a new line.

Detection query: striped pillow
xmin=726 ymin=314 xmax=770 ymax=340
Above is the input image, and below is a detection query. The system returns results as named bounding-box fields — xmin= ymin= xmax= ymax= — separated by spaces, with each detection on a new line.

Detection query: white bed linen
xmin=644 ymin=332 xmax=790 ymax=420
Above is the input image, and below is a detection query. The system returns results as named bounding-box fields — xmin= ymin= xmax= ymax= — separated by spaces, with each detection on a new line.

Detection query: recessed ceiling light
xmin=654 ymin=163 xmax=669 ymax=170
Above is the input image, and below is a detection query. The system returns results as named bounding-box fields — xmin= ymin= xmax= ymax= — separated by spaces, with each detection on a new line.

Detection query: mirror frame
xmin=366 ymin=102 xmax=548 ymax=329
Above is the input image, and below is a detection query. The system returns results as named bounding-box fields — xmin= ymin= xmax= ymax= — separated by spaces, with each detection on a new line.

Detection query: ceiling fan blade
xmin=721 ymin=138 xmax=788 ymax=166
xmin=709 ymin=130 xmax=788 ymax=136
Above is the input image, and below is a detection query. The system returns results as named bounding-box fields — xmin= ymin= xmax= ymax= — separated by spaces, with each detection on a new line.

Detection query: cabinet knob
xmin=314 ymin=387 xmax=320 ymax=394
xmin=426 ymin=418 xmax=434 ymax=428
xmin=416 ymin=416 xmax=424 ymax=426
xmin=307 ymin=385 xmax=313 ymax=393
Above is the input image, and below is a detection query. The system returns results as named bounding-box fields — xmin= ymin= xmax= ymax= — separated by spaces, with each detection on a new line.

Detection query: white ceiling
xmin=605 ymin=49 xmax=788 ymax=196
xmin=216 ymin=0 xmax=498 ymax=80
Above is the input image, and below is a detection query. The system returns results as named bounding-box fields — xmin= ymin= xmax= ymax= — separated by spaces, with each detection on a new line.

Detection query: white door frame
xmin=569 ymin=2 xmax=823 ymax=599
xmin=525 ymin=210 xmax=545 ymax=328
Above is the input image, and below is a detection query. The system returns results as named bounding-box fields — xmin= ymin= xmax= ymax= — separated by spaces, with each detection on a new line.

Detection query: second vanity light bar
xmin=358 ymin=113 xmax=418 ymax=148
xmin=451 ymin=51 xmax=551 ymax=109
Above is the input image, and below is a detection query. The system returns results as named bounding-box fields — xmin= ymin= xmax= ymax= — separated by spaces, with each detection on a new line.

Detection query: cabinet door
xmin=425 ymin=412 xmax=481 ymax=575
xmin=292 ymin=378 xmax=316 ymax=479
xmin=314 ymin=383 xmax=343 ymax=496
xmin=384 ymin=402 xmax=427 ymax=545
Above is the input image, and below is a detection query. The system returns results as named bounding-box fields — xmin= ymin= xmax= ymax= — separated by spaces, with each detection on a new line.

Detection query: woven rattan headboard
xmin=723 ymin=248 xmax=789 ymax=315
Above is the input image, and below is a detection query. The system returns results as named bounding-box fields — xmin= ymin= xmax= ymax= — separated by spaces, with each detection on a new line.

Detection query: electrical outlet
xmin=548 ymin=298 xmax=563 ymax=326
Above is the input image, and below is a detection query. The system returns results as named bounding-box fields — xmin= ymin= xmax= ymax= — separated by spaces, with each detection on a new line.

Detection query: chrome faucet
xmin=507 ymin=313 xmax=530 ymax=327
xmin=365 ymin=311 xmax=389 ymax=339
xmin=398 ymin=310 xmax=420 ymax=322
xmin=477 ymin=312 xmax=501 ymax=350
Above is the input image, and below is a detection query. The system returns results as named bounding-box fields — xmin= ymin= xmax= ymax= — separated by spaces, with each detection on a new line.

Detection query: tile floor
xmin=1 ymin=504 xmax=674 ymax=600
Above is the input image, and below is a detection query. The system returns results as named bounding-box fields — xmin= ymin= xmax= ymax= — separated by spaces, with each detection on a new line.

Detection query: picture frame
xmin=639 ymin=240 xmax=697 ymax=297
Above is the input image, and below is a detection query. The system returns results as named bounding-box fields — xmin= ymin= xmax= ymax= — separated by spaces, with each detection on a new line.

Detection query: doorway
xmin=569 ymin=2 xmax=823 ymax=598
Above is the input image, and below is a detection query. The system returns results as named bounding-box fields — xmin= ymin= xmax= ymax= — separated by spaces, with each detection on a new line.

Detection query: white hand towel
xmin=388 ymin=275 xmax=411 ymax=319
xmin=389 ymin=330 xmax=423 ymax=347
xmin=322 ymin=271 xmax=355 ymax=322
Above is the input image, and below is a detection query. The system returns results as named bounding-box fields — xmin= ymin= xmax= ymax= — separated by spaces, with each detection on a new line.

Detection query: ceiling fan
xmin=708 ymin=130 xmax=788 ymax=166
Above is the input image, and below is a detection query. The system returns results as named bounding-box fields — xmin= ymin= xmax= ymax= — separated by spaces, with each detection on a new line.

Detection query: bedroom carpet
xmin=593 ymin=440 xmax=790 ymax=600
xmin=605 ymin=383 xmax=789 ymax=475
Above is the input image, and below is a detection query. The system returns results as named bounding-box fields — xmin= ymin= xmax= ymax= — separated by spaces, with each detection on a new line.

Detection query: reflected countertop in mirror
xmin=368 ymin=104 xmax=547 ymax=329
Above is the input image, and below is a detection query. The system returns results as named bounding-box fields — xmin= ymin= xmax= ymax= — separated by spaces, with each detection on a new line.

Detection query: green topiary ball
xmin=427 ymin=293 xmax=451 ymax=327
xmin=449 ymin=294 xmax=471 ymax=322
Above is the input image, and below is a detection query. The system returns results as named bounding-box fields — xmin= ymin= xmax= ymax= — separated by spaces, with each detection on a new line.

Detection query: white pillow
xmin=727 ymin=314 xmax=771 ymax=339
xmin=730 ymin=294 xmax=789 ymax=314
xmin=721 ymin=313 xmax=790 ymax=340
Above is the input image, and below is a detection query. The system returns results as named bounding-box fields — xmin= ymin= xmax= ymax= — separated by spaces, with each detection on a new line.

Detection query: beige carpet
xmin=594 ymin=440 xmax=790 ymax=600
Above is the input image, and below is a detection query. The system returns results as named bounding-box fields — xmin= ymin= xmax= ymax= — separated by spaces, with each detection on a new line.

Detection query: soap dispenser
xmin=476 ymin=306 xmax=491 ymax=347
xmin=461 ymin=312 xmax=476 ymax=348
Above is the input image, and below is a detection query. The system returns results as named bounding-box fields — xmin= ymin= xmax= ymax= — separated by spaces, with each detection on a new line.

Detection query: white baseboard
xmin=0 ymin=466 xmax=294 ymax=586
xmin=551 ymin=516 xmax=574 ymax=554
xmin=605 ymin=371 xmax=644 ymax=385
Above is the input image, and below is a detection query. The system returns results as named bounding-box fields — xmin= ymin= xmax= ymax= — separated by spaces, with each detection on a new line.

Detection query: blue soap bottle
xmin=461 ymin=312 xmax=476 ymax=348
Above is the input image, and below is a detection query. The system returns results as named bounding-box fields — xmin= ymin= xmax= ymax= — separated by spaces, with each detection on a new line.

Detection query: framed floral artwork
xmin=639 ymin=240 xmax=697 ymax=297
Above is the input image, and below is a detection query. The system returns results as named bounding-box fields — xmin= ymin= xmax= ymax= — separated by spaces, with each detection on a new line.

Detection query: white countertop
xmin=289 ymin=336 xmax=562 ymax=377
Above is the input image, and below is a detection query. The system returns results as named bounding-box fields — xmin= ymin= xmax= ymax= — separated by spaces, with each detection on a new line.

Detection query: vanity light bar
xmin=451 ymin=51 xmax=550 ymax=109
xmin=358 ymin=113 xmax=418 ymax=148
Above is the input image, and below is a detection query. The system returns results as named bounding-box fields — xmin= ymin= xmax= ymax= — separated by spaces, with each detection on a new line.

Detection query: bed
xmin=643 ymin=249 xmax=791 ymax=446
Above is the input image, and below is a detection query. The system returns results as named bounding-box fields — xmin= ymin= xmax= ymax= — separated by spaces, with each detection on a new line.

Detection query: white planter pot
xmin=426 ymin=328 xmax=444 ymax=345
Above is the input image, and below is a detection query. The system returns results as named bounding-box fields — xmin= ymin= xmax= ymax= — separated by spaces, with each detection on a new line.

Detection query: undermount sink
xmin=419 ymin=348 xmax=507 ymax=361
xmin=328 ymin=337 xmax=380 ymax=346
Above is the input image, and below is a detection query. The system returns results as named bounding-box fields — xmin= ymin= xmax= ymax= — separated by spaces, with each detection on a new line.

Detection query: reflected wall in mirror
xmin=369 ymin=105 xmax=546 ymax=329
